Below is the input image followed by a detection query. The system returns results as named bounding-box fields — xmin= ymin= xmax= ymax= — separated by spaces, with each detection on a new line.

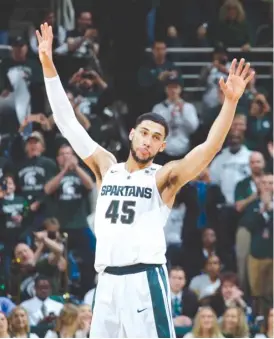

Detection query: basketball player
xmin=36 ymin=23 xmax=254 ymax=338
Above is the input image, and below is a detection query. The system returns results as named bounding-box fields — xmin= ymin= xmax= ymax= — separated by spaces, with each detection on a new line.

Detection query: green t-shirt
xmin=234 ymin=176 xmax=256 ymax=202
xmin=17 ymin=156 xmax=58 ymax=201
xmin=49 ymin=171 xmax=90 ymax=229
xmin=1 ymin=195 xmax=25 ymax=229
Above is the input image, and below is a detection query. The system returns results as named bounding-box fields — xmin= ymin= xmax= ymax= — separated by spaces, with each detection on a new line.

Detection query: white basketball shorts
xmin=89 ymin=263 xmax=176 ymax=338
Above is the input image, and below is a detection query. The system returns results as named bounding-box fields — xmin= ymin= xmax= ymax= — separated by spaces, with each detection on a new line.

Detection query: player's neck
xmin=125 ymin=155 xmax=153 ymax=173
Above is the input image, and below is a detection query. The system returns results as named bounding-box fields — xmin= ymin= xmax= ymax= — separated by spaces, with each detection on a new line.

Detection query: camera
xmin=47 ymin=231 xmax=57 ymax=240
xmin=0 ymin=179 xmax=7 ymax=191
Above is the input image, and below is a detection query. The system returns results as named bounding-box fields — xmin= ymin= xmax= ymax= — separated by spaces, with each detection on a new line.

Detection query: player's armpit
xmin=83 ymin=146 xmax=117 ymax=186
xmin=156 ymin=142 xmax=219 ymax=206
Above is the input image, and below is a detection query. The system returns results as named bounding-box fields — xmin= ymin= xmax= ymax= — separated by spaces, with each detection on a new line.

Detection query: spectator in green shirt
xmin=235 ymin=151 xmax=265 ymax=293
xmin=241 ymin=173 xmax=273 ymax=316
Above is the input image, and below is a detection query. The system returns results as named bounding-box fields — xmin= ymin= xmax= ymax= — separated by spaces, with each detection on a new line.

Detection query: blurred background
xmin=0 ymin=0 xmax=272 ymax=338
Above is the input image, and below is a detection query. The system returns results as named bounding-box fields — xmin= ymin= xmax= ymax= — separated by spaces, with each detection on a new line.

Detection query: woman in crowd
xmin=0 ymin=312 xmax=10 ymax=338
xmin=209 ymin=272 xmax=247 ymax=318
xmin=76 ymin=304 xmax=92 ymax=338
xmin=9 ymin=307 xmax=38 ymax=338
xmin=221 ymin=306 xmax=249 ymax=337
xmin=45 ymin=303 xmax=81 ymax=338
xmin=189 ymin=255 xmax=221 ymax=300
xmin=184 ymin=306 xmax=223 ymax=338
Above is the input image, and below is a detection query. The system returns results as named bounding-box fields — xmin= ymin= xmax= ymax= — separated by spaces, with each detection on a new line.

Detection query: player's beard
xmin=130 ymin=141 xmax=155 ymax=165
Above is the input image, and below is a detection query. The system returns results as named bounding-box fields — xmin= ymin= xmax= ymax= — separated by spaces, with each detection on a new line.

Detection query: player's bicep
xmin=83 ymin=146 xmax=117 ymax=182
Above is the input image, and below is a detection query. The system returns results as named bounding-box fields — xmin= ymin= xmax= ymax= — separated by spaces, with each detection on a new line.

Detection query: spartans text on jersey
xmin=101 ymin=185 xmax=152 ymax=199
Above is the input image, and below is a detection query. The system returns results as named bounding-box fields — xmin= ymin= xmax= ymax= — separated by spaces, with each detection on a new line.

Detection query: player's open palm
xmin=219 ymin=58 xmax=255 ymax=102
xmin=36 ymin=23 xmax=53 ymax=65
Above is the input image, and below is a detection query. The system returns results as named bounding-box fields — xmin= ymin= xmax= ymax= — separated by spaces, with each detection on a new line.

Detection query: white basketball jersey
xmin=94 ymin=162 xmax=171 ymax=272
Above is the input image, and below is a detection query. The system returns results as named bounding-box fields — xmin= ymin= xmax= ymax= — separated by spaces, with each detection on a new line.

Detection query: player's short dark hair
xmin=135 ymin=112 xmax=169 ymax=138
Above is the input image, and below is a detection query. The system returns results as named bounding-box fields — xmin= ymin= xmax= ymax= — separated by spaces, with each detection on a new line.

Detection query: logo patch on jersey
xmin=101 ymin=185 xmax=152 ymax=199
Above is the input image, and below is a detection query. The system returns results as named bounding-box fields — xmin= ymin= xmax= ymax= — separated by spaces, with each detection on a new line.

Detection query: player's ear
xmin=129 ymin=128 xmax=134 ymax=141
xmin=158 ymin=141 xmax=166 ymax=153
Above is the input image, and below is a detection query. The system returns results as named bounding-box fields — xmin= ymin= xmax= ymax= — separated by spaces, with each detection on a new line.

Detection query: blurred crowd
xmin=0 ymin=0 xmax=272 ymax=337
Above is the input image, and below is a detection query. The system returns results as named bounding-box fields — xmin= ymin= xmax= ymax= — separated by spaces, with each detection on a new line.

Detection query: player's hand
xmin=219 ymin=58 xmax=255 ymax=102
xmin=36 ymin=22 xmax=53 ymax=65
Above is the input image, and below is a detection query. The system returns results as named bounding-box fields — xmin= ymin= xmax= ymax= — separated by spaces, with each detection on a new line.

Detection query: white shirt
xmin=94 ymin=163 xmax=171 ymax=272
xmin=45 ymin=330 xmax=86 ymax=338
xmin=153 ymin=100 xmax=199 ymax=156
xmin=209 ymin=146 xmax=251 ymax=203
xmin=164 ymin=203 xmax=185 ymax=245
xmin=21 ymin=297 xmax=63 ymax=326
xmin=84 ymin=288 xmax=96 ymax=306
xmin=11 ymin=334 xmax=38 ymax=338
xmin=189 ymin=274 xmax=220 ymax=299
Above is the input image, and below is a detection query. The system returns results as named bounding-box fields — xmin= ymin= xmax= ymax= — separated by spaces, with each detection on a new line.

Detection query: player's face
xmin=129 ymin=120 xmax=166 ymax=164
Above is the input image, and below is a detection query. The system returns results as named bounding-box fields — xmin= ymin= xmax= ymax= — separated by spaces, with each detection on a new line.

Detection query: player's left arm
xmin=156 ymin=58 xmax=255 ymax=207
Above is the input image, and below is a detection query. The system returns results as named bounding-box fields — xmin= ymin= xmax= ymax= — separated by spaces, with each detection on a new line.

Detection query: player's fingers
xmin=44 ymin=22 xmax=49 ymax=40
xmin=219 ymin=77 xmax=227 ymax=92
xmin=40 ymin=24 xmax=45 ymax=39
xmin=36 ymin=30 xmax=42 ymax=44
xmin=229 ymin=58 xmax=237 ymax=76
xmin=241 ymin=62 xmax=250 ymax=79
xmin=245 ymin=70 xmax=255 ymax=84
xmin=236 ymin=58 xmax=245 ymax=76
xmin=48 ymin=25 xmax=53 ymax=39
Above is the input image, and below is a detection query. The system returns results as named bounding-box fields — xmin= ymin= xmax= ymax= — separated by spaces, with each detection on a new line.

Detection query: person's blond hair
xmin=9 ymin=306 xmax=30 ymax=336
xmin=55 ymin=303 xmax=79 ymax=333
xmin=221 ymin=307 xmax=249 ymax=337
xmin=192 ymin=307 xmax=223 ymax=338
xmin=219 ymin=0 xmax=246 ymax=23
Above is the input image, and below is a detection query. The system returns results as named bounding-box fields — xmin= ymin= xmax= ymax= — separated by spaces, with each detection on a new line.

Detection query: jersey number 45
xmin=105 ymin=200 xmax=136 ymax=224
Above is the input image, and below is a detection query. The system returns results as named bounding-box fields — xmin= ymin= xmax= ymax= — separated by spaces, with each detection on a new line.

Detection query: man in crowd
xmin=44 ymin=144 xmax=95 ymax=296
xmin=152 ymin=75 xmax=199 ymax=164
xmin=169 ymin=267 xmax=198 ymax=328
xmin=138 ymin=40 xmax=179 ymax=109
xmin=235 ymin=151 xmax=265 ymax=291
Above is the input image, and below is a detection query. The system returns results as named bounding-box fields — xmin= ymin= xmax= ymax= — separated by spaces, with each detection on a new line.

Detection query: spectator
xmin=220 ymin=306 xmax=249 ymax=337
xmin=235 ymin=152 xmax=265 ymax=292
xmin=0 ymin=36 xmax=43 ymax=129
xmin=45 ymin=303 xmax=81 ymax=338
xmin=44 ymin=144 xmax=95 ymax=295
xmin=29 ymin=10 xmax=68 ymax=56
xmin=214 ymin=0 xmax=250 ymax=50
xmin=184 ymin=228 xmax=232 ymax=282
xmin=8 ymin=306 xmax=38 ymax=338
xmin=209 ymin=272 xmax=249 ymax=318
xmin=179 ymin=168 xmax=225 ymax=248
xmin=138 ymin=40 xmax=178 ymax=108
xmin=189 ymin=255 xmax=221 ymax=300
xmin=153 ymin=75 xmax=199 ymax=164
xmin=246 ymin=93 xmax=272 ymax=155
xmin=200 ymin=43 xmax=230 ymax=113
xmin=76 ymin=304 xmax=92 ymax=338
xmin=231 ymin=114 xmax=247 ymax=135
xmin=184 ymin=306 xmax=223 ymax=338
xmin=209 ymin=130 xmax=251 ymax=204
xmin=243 ymin=174 xmax=273 ymax=316
xmin=169 ymin=267 xmax=199 ymax=327
xmin=235 ymin=151 xmax=265 ymax=213
xmin=67 ymin=68 xmax=108 ymax=116
xmin=0 ymin=311 xmax=9 ymax=338
xmin=67 ymin=11 xmax=100 ymax=67
xmin=20 ymin=275 xmax=63 ymax=326
xmin=0 ymin=298 xmax=15 ymax=316
xmin=0 ymin=151 xmax=13 ymax=182
xmin=14 ymin=131 xmax=57 ymax=227
xmin=13 ymin=239 xmax=64 ymax=299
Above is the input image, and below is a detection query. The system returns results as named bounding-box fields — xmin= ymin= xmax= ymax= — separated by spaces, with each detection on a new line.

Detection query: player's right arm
xmin=36 ymin=23 xmax=116 ymax=185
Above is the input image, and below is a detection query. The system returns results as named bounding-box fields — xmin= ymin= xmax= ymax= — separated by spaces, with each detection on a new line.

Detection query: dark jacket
xmin=181 ymin=288 xmax=199 ymax=319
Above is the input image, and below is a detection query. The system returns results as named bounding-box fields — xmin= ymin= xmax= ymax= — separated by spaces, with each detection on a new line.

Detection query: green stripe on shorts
xmin=146 ymin=268 xmax=171 ymax=338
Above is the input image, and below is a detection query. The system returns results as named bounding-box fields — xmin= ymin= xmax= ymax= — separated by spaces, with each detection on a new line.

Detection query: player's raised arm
xmin=36 ymin=23 xmax=116 ymax=185
xmin=157 ymin=58 xmax=255 ymax=202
